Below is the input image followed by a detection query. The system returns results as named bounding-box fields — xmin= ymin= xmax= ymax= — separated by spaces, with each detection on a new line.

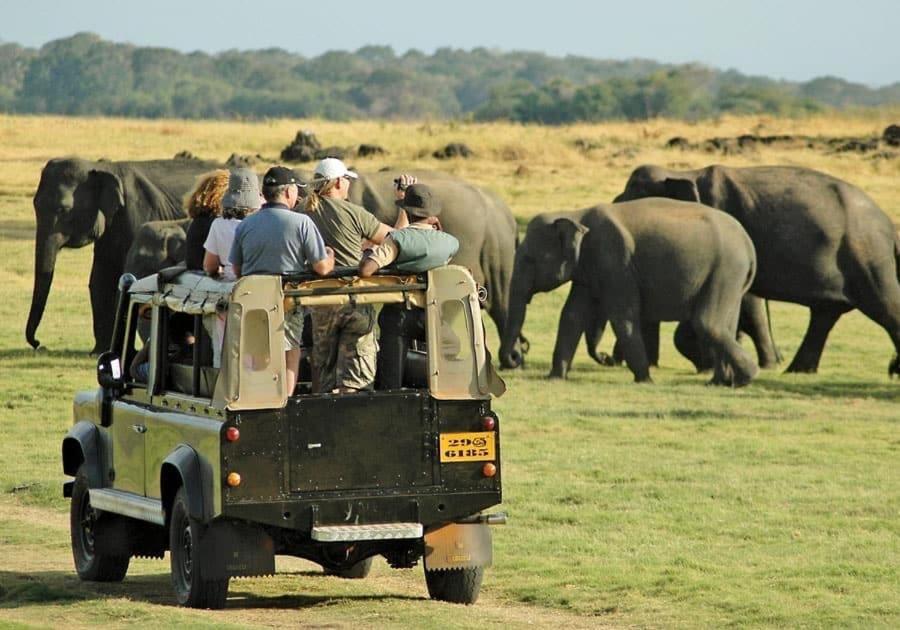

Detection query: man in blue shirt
xmin=231 ymin=165 xmax=334 ymax=394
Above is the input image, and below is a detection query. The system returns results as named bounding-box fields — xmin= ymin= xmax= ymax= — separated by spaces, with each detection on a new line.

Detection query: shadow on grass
xmin=751 ymin=378 xmax=899 ymax=402
xmin=0 ymin=570 xmax=422 ymax=610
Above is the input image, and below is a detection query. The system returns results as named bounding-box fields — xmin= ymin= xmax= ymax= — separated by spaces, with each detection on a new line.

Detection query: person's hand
xmin=325 ymin=246 xmax=335 ymax=260
xmin=394 ymin=174 xmax=417 ymax=200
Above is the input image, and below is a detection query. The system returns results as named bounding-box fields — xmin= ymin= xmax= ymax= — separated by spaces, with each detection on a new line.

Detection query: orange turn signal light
xmin=482 ymin=463 xmax=497 ymax=478
xmin=225 ymin=427 xmax=240 ymax=442
xmin=226 ymin=472 xmax=242 ymax=487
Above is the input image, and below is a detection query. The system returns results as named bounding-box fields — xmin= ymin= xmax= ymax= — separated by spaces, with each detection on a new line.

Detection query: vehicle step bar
xmin=89 ymin=489 xmax=165 ymax=525
xmin=311 ymin=522 xmax=423 ymax=542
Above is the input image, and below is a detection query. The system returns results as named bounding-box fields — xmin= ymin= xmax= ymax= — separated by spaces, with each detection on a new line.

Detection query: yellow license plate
xmin=439 ymin=432 xmax=496 ymax=463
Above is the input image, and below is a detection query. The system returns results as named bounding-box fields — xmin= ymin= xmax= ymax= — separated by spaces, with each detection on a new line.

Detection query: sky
xmin=2 ymin=0 xmax=898 ymax=87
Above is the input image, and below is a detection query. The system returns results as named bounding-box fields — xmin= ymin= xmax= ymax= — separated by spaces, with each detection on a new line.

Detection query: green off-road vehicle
xmin=61 ymin=265 xmax=506 ymax=608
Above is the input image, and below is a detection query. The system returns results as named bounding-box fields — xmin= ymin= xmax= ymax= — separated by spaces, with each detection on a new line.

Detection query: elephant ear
xmin=553 ymin=217 xmax=589 ymax=264
xmin=663 ymin=178 xmax=700 ymax=202
xmin=88 ymin=170 xmax=125 ymax=222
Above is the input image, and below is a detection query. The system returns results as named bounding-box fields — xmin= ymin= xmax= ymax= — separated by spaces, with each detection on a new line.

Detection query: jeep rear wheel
xmin=169 ymin=487 xmax=228 ymax=609
xmin=70 ymin=466 xmax=130 ymax=582
xmin=424 ymin=566 xmax=484 ymax=605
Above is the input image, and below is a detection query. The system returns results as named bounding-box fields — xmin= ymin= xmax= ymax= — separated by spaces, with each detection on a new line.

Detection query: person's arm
xmin=394 ymin=209 xmax=409 ymax=230
xmin=130 ymin=345 xmax=149 ymax=381
xmin=359 ymin=236 xmax=398 ymax=277
xmin=359 ymin=257 xmax=380 ymax=278
xmin=369 ymin=222 xmax=394 ymax=245
xmin=229 ymin=227 xmax=243 ymax=278
xmin=301 ymin=219 xmax=334 ymax=277
xmin=203 ymin=251 xmax=221 ymax=276
xmin=312 ymin=247 xmax=335 ymax=276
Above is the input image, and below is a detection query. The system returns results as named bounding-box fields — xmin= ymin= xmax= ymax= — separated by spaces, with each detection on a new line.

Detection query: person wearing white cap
xmin=304 ymin=157 xmax=413 ymax=393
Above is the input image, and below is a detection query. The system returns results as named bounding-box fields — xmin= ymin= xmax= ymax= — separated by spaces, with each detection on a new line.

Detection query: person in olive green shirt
xmin=304 ymin=158 xmax=414 ymax=393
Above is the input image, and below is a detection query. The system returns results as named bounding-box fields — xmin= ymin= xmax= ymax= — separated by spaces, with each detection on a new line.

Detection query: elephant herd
xmin=27 ymin=156 xmax=900 ymax=386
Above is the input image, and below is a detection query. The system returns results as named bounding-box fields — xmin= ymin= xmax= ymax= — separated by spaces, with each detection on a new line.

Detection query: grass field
xmin=0 ymin=111 xmax=898 ymax=628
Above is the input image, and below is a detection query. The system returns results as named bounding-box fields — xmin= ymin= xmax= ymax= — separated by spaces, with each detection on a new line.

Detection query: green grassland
xmin=0 ymin=112 xmax=898 ymax=628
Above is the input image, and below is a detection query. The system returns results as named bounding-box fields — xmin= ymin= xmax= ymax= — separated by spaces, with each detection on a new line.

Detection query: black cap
xmin=396 ymin=184 xmax=442 ymax=218
xmin=263 ymin=166 xmax=304 ymax=187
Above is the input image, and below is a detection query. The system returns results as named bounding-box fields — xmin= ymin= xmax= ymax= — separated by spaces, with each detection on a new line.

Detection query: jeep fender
xmin=160 ymin=444 xmax=215 ymax=526
xmin=62 ymin=421 xmax=105 ymax=489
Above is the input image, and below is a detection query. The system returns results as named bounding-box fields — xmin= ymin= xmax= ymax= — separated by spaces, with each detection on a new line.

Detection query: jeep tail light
xmin=482 ymin=463 xmax=497 ymax=478
xmin=481 ymin=416 xmax=496 ymax=431
xmin=225 ymin=427 xmax=240 ymax=442
xmin=226 ymin=472 xmax=242 ymax=487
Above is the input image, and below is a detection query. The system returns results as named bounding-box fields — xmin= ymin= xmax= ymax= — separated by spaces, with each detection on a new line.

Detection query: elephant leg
xmin=88 ymin=256 xmax=121 ymax=354
xmin=642 ymin=321 xmax=660 ymax=367
xmin=739 ymin=295 xmax=781 ymax=369
xmin=549 ymin=285 xmax=593 ymax=379
xmin=612 ymin=338 xmax=625 ymax=365
xmin=695 ymin=302 xmax=758 ymax=387
xmin=785 ymin=304 xmax=847 ymax=373
xmin=610 ymin=317 xmax=651 ymax=382
xmin=585 ymin=314 xmax=615 ymax=367
xmin=615 ymin=322 xmax=657 ymax=367
xmin=845 ymin=265 xmax=900 ymax=377
xmin=674 ymin=321 xmax=707 ymax=372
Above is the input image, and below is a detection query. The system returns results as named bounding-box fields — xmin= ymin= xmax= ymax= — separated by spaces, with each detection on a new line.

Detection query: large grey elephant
xmin=614 ymin=164 xmax=900 ymax=375
xmin=28 ymin=157 xmax=220 ymax=353
xmin=499 ymin=199 xmax=759 ymax=385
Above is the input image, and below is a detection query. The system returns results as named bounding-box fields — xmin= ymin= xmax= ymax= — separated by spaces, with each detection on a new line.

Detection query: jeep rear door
xmin=287 ymin=392 xmax=436 ymax=493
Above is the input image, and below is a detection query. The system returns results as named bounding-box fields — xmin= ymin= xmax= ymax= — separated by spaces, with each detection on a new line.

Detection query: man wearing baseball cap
xmin=359 ymin=183 xmax=459 ymax=389
xmin=303 ymin=157 xmax=404 ymax=393
xmin=230 ymin=165 xmax=335 ymax=394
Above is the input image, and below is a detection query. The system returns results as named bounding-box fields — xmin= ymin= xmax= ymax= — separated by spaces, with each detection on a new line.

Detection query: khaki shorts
xmin=310 ymin=303 xmax=377 ymax=392
xmin=283 ymin=306 xmax=305 ymax=351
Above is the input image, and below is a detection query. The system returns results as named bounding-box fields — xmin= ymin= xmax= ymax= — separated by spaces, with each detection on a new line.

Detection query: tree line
xmin=0 ymin=33 xmax=897 ymax=122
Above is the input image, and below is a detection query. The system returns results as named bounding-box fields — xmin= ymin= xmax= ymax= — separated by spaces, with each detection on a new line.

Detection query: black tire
xmin=169 ymin=487 xmax=229 ymax=609
xmin=70 ymin=466 xmax=130 ymax=582
xmin=425 ymin=567 xmax=484 ymax=605
xmin=325 ymin=557 xmax=373 ymax=579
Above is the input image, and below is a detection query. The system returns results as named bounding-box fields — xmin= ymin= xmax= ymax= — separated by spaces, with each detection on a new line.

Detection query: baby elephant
xmin=500 ymin=198 xmax=759 ymax=386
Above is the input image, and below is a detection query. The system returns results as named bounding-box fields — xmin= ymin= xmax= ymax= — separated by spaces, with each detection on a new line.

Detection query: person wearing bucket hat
xmin=203 ymin=168 xmax=263 ymax=282
xmin=359 ymin=183 xmax=460 ymax=390
xmin=230 ymin=164 xmax=335 ymax=395
xmin=303 ymin=158 xmax=413 ymax=393
xmin=201 ymin=168 xmax=264 ymax=367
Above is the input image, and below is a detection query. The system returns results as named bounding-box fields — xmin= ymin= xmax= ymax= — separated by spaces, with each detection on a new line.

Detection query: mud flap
xmin=423 ymin=523 xmax=492 ymax=571
xmin=198 ymin=520 xmax=275 ymax=579
xmin=92 ymin=516 xmax=166 ymax=559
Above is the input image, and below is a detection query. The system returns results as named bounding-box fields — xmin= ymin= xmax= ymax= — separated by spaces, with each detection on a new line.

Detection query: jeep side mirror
xmin=97 ymin=351 xmax=125 ymax=391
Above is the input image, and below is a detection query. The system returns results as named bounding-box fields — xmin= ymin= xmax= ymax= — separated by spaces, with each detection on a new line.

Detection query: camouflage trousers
xmin=309 ymin=303 xmax=378 ymax=392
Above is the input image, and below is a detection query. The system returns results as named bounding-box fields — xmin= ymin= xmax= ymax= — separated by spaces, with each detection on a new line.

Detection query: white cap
xmin=313 ymin=157 xmax=358 ymax=182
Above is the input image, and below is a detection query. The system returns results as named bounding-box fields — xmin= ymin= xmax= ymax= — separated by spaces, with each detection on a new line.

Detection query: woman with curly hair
xmin=183 ymin=169 xmax=229 ymax=272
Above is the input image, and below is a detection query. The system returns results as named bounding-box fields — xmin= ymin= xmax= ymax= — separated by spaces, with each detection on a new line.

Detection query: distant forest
xmin=1 ymin=33 xmax=898 ymax=123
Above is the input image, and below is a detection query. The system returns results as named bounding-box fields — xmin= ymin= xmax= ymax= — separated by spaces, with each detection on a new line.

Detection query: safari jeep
xmin=61 ymin=265 xmax=506 ymax=609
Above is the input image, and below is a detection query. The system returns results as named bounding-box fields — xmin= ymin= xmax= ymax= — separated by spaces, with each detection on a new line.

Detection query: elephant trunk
xmin=25 ymin=230 xmax=63 ymax=349
xmin=499 ymin=264 xmax=533 ymax=369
